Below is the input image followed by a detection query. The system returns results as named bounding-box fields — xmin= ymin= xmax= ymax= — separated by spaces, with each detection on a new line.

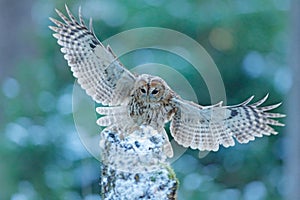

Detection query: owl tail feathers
xmin=160 ymin=129 xmax=174 ymax=158
xmin=163 ymin=141 xmax=174 ymax=158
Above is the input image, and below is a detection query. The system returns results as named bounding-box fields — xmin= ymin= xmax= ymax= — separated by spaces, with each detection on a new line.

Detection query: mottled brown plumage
xmin=50 ymin=6 xmax=285 ymax=157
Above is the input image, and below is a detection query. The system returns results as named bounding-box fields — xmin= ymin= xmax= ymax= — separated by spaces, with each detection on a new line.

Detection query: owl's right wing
xmin=170 ymin=95 xmax=285 ymax=151
xmin=49 ymin=5 xmax=136 ymax=106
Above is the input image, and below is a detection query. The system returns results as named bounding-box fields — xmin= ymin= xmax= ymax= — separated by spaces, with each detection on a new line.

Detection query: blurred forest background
xmin=0 ymin=0 xmax=298 ymax=200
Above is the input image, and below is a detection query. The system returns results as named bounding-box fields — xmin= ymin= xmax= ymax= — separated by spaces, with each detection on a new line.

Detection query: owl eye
xmin=151 ymin=89 xmax=159 ymax=95
xmin=140 ymin=88 xmax=146 ymax=93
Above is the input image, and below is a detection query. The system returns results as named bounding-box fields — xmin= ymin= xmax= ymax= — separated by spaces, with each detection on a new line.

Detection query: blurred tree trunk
xmin=0 ymin=0 xmax=36 ymax=125
xmin=0 ymin=1 xmax=36 ymax=199
xmin=0 ymin=0 xmax=36 ymax=78
xmin=285 ymin=0 xmax=300 ymax=199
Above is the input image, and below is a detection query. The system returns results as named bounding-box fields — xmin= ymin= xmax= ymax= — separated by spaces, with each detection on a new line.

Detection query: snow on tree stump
xmin=99 ymin=125 xmax=178 ymax=200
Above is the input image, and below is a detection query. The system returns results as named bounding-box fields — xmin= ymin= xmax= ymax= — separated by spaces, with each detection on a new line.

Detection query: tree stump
xmin=100 ymin=125 xmax=178 ymax=200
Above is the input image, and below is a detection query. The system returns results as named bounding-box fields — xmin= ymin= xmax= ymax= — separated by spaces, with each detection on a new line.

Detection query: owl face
xmin=134 ymin=74 xmax=167 ymax=102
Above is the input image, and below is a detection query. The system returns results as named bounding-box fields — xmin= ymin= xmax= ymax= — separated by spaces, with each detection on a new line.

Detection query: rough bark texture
xmin=285 ymin=0 xmax=300 ymax=199
xmin=99 ymin=126 xmax=178 ymax=200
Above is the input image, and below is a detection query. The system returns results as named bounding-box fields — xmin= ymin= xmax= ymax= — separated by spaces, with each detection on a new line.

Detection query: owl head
xmin=134 ymin=74 xmax=170 ymax=102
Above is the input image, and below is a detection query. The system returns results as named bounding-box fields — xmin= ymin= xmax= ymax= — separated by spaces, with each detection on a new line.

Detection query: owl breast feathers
xmin=50 ymin=6 xmax=285 ymax=156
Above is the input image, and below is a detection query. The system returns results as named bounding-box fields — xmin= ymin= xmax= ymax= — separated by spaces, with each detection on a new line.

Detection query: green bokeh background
xmin=0 ymin=0 xmax=290 ymax=199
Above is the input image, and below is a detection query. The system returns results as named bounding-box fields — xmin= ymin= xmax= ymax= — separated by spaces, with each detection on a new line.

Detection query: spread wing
xmin=49 ymin=5 xmax=136 ymax=106
xmin=170 ymin=94 xmax=285 ymax=151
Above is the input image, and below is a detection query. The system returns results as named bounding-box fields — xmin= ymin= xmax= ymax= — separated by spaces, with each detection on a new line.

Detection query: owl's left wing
xmin=170 ymin=94 xmax=285 ymax=151
xmin=49 ymin=5 xmax=136 ymax=106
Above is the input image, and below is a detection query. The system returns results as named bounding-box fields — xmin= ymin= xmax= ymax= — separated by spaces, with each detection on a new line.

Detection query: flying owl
xmin=49 ymin=6 xmax=285 ymax=157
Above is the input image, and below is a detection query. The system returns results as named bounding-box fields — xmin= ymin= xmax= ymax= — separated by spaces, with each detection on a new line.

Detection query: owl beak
xmin=149 ymin=94 xmax=157 ymax=101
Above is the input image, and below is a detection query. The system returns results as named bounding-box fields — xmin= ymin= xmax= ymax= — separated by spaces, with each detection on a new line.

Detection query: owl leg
xmin=124 ymin=124 xmax=142 ymax=137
